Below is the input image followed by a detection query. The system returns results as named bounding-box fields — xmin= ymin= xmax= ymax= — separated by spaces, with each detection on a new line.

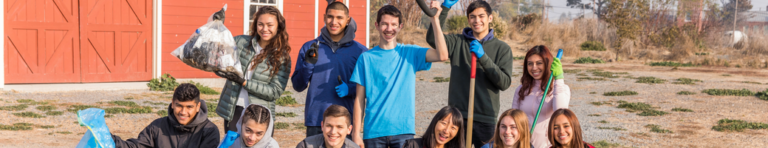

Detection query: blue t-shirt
xmin=350 ymin=43 xmax=432 ymax=139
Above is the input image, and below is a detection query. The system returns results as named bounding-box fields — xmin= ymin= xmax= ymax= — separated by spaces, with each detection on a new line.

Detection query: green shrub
xmin=677 ymin=91 xmax=696 ymax=95
xmin=757 ymin=89 xmax=768 ymax=101
xmin=598 ymin=120 xmax=609 ymax=124
xmin=0 ymin=123 xmax=33 ymax=131
xmin=0 ymin=104 xmax=29 ymax=111
xmin=276 ymin=96 xmax=298 ymax=106
xmin=597 ymin=126 xmax=626 ymax=131
xmin=591 ymin=70 xmax=628 ymax=78
xmin=143 ymin=101 xmax=168 ymax=106
xmin=188 ymin=81 xmax=220 ymax=95
xmin=148 ymin=74 xmax=179 ymax=91
xmin=282 ymin=91 xmax=293 ymax=95
xmin=276 ymin=112 xmax=297 ymax=117
xmin=574 ymin=57 xmax=605 ymax=64
xmin=36 ymin=105 xmax=56 ymax=111
xmin=649 ymin=61 xmax=697 ymax=67
xmin=110 ymin=101 xmax=139 ymax=107
xmin=591 ymin=140 xmax=621 ymax=148
xmin=490 ymin=13 xmax=508 ymax=39
xmin=645 ymin=124 xmax=673 ymax=133
xmin=701 ymin=89 xmax=754 ymax=96
xmin=712 ymin=119 xmax=768 ymax=132
xmin=292 ymin=123 xmax=307 ymax=130
xmin=38 ymin=125 xmax=55 ymax=129
xmin=617 ymin=102 xmax=668 ymax=116
xmin=672 ymin=78 xmax=702 ymax=85
xmin=741 ymin=81 xmax=761 ymax=84
xmin=45 ymin=111 xmax=63 ymax=116
xmin=433 ymin=77 xmax=450 ymax=83
xmin=635 ymin=76 xmax=666 ymax=84
xmin=563 ymin=69 xmax=581 ymax=73
xmin=446 ymin=16 xmax=468 ymax=33
xmin=638 ymin=110 xmax=669 ymax=116
xmin=577 ymin=77 xmax=607 ymax=81
xmin=157 ymin=110 xmax=168 ymax=116
xmin=104 ymin=106 xmax=152 ymax=114
xmin=13 ymin=112 xmax=45 ymax=118
xmin=17 ymin=99 xmax=48 ymax=105
xmin=588 ymin=114 xmax=601 ymax=116
xmin=603 ymin=91 xmax=638 ymax=96
xmin=513 ymin=56 xmax=525 ymax=60
xmin=56 ymin=131 xmax=73 ymax=134
xmin=274 ymin=122 xmax=290 ymax=129
xmin=207 ymin=103 xmax=218 ymax=117
xmin=580 ymin=41 xmax=607 ymax=51
xmin=672 ymin=108 xmax=693 ymax=112
xmin=67 ymin=105 xmax=100 ymax=112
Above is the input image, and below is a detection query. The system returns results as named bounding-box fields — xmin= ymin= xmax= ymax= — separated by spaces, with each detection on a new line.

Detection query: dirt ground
xmin=0 ymin=61 xmax=767 ymax=148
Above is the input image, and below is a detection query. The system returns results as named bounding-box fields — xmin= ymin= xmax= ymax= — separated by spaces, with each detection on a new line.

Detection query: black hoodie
xmin=112 ymin=100 xmax=220 ymax=148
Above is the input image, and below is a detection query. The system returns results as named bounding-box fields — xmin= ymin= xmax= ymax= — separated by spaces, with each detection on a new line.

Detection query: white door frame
xmin=152 ymin=0 xmax=163 ymax=79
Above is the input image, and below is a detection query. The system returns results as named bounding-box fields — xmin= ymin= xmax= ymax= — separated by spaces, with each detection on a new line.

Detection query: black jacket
xmin=112 ymin=100 xmax=220 ymax=148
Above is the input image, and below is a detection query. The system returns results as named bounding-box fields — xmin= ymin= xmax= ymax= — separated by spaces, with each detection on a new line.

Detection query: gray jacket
xmin=216 ymin=35 xmax=292 ymax=121
xmin=296 ymin=134 xmax=359 ymax=148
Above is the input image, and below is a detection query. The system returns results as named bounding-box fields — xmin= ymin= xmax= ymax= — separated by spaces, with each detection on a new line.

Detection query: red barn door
xmin=80 ymin=0 xmax=153 ymax=82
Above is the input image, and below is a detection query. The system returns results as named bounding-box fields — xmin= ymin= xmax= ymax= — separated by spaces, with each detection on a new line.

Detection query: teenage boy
xmin=111 ymin=83 xmax=220 ymax=148
xmin=292 ymin=1 xmax=368 ymax=137
xmin=350 ymin=4 xmax=448 ymax=148
xmin=426 ymin=1 xmax=514 ymax=148
xmin=296 ymin=105 xmax=359 ymax=148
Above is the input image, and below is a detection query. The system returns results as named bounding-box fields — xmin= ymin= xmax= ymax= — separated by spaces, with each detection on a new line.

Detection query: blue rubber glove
xmin=552 ymin=58 xmax=564 ymax=80
xmin=219 ymin=131 xmax=240 ymax=148
xmin=335 ymin=78 xmax=349 ymax=97
xmin=443 ymin=0 xmax=459 ymax=8
xmin=470 ymin=40 xmax=485 ymax=58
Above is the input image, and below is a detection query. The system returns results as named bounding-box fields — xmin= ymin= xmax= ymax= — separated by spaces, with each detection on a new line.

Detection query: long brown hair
xmin=421 ymin=106 xmax=465 ymax=148
xmin=490 ymin=109 xmax=531 ymax=148
xmin=547 ymin=109 xmax=586 ymax=148
xmin=517 ymin=45 xmax=554 ymax=100
xmin=249 ymin=6 xmax=290 ymax=78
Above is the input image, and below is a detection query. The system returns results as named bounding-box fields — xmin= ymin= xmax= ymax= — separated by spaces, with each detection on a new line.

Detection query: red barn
xmin=2 ymin=0 xmax=370 ymax=87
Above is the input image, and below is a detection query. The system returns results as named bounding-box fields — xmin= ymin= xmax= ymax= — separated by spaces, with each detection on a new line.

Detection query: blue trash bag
xmin=75 ymin=108 xmax=116 ymax=148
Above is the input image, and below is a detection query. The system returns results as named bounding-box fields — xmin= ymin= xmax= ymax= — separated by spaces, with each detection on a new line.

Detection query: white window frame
xmin=244 ymin=0 xmax=283 ymax=34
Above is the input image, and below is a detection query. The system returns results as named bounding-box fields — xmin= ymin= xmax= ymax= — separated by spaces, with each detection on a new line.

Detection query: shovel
xmin=530 ymin=49 xmax=564 ymax=134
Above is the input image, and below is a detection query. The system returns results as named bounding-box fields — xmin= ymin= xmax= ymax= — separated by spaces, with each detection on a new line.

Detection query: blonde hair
xmin=490 ymin=109 xmax=531 ymax=148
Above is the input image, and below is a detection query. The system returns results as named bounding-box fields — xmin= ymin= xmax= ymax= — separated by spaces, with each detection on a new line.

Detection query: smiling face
xmin=325 ymin=9 xmax=350 ymax=37
xmin=467 ymin=8 xmax=492 ymax=34
xmin=498 ymin=116 xmax=520 ymax=147
xmin=433 ymin=114 xmax=459 ymax=145
xmin=552 ymin=115 xmax=574 ymax=147
xmin=172 ymin=100 xmax=199 ymax=125
xmin=241 ymin=119 xmax=268 ymax=147
xmin=256 ymin=14 xmax=278 ymax=42
xmin=375 ymin=14 xmax=402 ymax=43
xmin=322 ymin=116 xmax=352 ymax=148
xmin=526 ymin=54 xmax=545 ymax=80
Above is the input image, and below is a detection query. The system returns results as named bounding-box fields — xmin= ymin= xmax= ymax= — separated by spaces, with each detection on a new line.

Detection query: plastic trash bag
xmin=171 ymin=4 xmax=242 ymax=77
xmin=76 ymin=108 xmax=115 ymax=148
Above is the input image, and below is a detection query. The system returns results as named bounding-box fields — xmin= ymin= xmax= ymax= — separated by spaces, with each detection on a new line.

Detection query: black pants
xmin=224 ymin=105 xmax=245 ymax=132
xmin=463 ymin=119 xmax=495 ymax=148
xmin=306 ymin=126 xmax=322 ymax=137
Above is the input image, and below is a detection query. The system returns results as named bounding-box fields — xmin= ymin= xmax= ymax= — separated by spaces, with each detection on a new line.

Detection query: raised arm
xmin=425 ymin=1 xmax=448 ymax=62
xmin=351 ymin=84 xmax=366 ymax=148
xmin=291 ymin=42 xmax=316 ymax=92
xmin=426 ymin=5 xmax=454 ymax=49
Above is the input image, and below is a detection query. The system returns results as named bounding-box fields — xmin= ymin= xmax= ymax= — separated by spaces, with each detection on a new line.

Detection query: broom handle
xmin=466 ymin=53 xmax=477 ymax=148
xmin=530 ymin=49 xmax=563 ymax=134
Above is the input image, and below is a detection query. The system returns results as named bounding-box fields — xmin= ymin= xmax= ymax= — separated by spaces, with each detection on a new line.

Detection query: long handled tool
xmin=530 ymin=49 xmax=563 ymax=134
xmin=466 ymin=53 xmax=477 ymax=148
xmin=416 ymin=0 xmax=438 ymax=17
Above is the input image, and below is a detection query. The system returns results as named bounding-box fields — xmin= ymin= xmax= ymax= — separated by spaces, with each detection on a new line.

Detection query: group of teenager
xmin=106 ymin=0 xmax=596 ymax=148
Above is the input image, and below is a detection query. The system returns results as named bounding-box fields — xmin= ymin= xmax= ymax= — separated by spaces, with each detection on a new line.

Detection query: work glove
xmin=335 ymin=76 xmax=349 ymax=97
xmin=443 ymin=0 xmax=459 ymax=8
xmin=469 ymin=40 xmax=485 ymax=58
xmin=218 ymin=131 xmax=240 ymax=148
xmin=215 ymin=71 xmax=245 ymax=85
xmin=212 ymin=8 xmax=225 ymax=22
xmin=552 ymin=57 xmax=564 ymax=80
xmin=305 ymin=42 xmax=319 ymax=64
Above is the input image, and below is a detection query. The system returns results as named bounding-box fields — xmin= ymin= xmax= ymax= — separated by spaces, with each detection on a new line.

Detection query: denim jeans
xmin=363 ymin=134 xmax=414 ymax=148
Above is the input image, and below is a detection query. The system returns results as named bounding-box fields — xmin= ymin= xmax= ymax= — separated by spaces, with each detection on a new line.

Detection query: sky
xmin=543 ymin=0 xmax=768 ymax=22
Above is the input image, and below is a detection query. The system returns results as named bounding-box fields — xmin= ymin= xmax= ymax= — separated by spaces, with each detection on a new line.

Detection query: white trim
xmin=365 ymin=0 xmax=370 ymax=48
xmin=152 ymin=0 xmax=163 ymax=79
xmin=314 ymin=0 xmax=319 ymax=37
xmin=1 ymin=0 xmax=5 ymax=88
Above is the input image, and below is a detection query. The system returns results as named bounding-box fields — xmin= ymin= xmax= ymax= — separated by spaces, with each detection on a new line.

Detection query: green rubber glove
xmin=552 ymin=57 xmax=564 ymax=80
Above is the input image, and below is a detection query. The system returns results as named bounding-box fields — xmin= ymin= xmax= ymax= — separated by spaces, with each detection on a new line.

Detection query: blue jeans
xmin=363 ymin=134 xmax=414 ymax=148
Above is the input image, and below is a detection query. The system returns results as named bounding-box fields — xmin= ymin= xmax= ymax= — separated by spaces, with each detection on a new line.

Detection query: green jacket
xmin=427 ymin=6 xmax=514 ymax=124
xmin=216 ymin=35 xmax=292 ymax=121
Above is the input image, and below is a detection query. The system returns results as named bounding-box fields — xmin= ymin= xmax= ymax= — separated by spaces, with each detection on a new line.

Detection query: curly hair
xmin=173 ymin=83 xmax=200 ymax=103
xmin=249 ymin=6 xmax=291 ymax=78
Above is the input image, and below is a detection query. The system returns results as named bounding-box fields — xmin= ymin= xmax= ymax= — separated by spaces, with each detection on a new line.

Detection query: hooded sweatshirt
xmin=112 ymin=100 xmax=220 ymax=148
xmin=226 ymin=104 xmax=279 ymax=148
xmin=291 ymin=18 xmax=368 ymax=127
xmin=426 ymin=6 xmax=514 ymax=124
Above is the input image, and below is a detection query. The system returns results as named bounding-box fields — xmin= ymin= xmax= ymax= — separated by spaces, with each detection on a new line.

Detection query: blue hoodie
xmin=291 ymin=18 xmax=368 ymax=126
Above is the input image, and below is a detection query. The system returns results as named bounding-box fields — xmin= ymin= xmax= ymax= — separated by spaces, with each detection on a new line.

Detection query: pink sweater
xmin=512 ymin=79 xmax=571 ymax=148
